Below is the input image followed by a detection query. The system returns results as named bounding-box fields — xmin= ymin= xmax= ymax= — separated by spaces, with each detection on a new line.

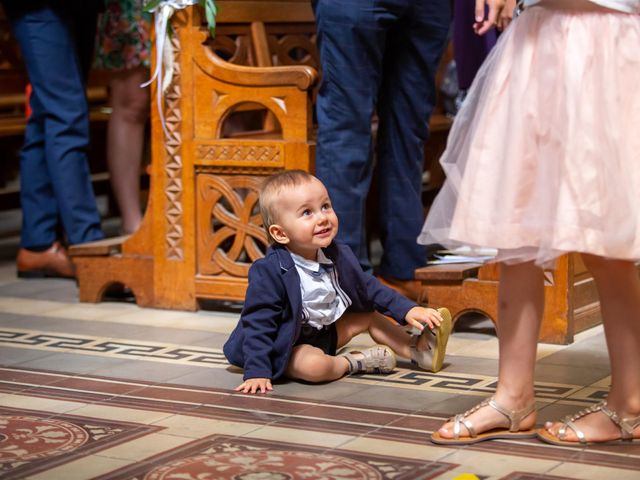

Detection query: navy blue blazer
xmin=223 ymin=241 xmax=417 ymax=381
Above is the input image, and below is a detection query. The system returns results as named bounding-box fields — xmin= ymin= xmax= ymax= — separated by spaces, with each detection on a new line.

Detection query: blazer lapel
xmin=274 ymin=246 xmax=303 ymax=328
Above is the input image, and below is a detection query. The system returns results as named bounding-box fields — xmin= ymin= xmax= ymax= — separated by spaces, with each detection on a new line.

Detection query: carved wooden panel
xmin=195 ymin=143 xmax=282 ymax=166
xmin=164 ymin=31 xmax=185 ymax=260
xmin=196 ymin=174 xmax=269 ymax=277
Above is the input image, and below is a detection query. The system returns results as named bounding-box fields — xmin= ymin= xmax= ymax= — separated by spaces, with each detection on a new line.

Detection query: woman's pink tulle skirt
xmin=419 ymin=0 xmax=640 ymax=266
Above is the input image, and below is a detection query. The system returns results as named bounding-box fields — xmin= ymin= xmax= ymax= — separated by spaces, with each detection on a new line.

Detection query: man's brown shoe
xmin=377 ymin=275 xmax=422 ymax=302
xmin=16 ymin=242 xmax=76 ymax=279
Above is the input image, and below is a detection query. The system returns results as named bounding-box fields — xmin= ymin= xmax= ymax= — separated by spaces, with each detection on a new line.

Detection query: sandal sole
xmin=431 ymin=429 xmax=537 ymax=445
xmin=536 ymin=428 xmax=640 ymax=447
xmin=432 ymin=307 xmax=452 ymax=372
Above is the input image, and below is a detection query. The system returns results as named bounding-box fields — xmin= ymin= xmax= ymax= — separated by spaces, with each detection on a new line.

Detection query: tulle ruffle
xmin=419 ymin=0 xmax=640 ymax=266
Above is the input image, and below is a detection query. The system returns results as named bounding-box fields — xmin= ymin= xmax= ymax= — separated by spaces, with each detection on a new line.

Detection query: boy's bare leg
xmin=336 ymin=312 xmax=414 ymax=357
xmin=285 ymin=344 xmax=350 ymax=382
xmin=436 ymin=261 xmax=543 ymax=439
xmin=544 ymin=255 xmax=640 ymax=441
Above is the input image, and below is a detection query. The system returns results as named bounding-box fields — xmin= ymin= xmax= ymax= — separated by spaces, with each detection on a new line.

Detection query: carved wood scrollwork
xmin=268 ymin=33 xmax=319 ymax=70
xmin=197 ymin=174 xmax=269 ymax=277
xmin=208 ymin=35 xmax=251 ymax=65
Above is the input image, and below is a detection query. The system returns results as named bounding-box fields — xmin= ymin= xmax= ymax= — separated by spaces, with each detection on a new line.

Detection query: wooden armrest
xmin=193 ymin=34 xmax=319 ymax=91
xmin=415 ymin=263 xmax=483 ymax=281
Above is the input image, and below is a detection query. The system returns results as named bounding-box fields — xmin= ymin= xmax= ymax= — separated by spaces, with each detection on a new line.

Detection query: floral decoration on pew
xmin=142 ymin=0 xmax=217 ymax=135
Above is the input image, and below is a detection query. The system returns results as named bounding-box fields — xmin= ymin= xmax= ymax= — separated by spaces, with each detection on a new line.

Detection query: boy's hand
xmin=235 ymin=377 xmax=273 ymax=394
xmin=404 ymin=306 xmax=443 ymax=332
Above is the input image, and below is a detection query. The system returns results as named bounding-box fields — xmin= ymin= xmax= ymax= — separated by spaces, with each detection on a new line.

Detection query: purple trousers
xmin=454 ymin=0 xmax=498 ymax=90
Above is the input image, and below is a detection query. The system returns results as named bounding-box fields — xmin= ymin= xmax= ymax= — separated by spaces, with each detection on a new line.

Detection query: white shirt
xmin=290 ymin=250 xmax=352 ymax=330
xmin=523 ymin=0 xmax=640 ymax=13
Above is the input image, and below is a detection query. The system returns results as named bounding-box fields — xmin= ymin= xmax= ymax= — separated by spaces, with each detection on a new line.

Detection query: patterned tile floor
xmin=0 ymin=226 xmax=638 ymax=479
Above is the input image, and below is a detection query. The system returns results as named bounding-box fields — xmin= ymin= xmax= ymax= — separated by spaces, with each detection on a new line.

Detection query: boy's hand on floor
xmin=235 ymin=377 xmax=273 ymax=394
xmin=405 ymin=306 xmax=443 ymax=332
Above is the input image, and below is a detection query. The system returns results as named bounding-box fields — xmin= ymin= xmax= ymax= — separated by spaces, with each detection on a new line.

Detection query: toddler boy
xmin=224 ymin=170 xmax=452 ymax=394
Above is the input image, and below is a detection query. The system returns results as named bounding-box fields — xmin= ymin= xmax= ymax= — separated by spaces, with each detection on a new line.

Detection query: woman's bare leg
xmin=545 ymin=255 xmax=640 ymax=441
xmin=436 ymin=261 xmax=544 ymax=438
xmin=107 ymin=66 xmax=149 ymax=234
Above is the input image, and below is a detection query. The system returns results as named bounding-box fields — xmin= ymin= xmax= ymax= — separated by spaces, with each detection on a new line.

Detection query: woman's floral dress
xmin=95 ymin=0 xmax=152 ymax=70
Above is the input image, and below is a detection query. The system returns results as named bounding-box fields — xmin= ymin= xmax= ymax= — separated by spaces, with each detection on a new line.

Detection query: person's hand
xmin=497 ymin=0 xmax=517 ymax=31
xmin=404 ymin=306 xmax=443 ymax=332
xmin=234 ymin=377 xmax=273 ymax=394
xmin=473 ymin=0 xmax=515 ymax=35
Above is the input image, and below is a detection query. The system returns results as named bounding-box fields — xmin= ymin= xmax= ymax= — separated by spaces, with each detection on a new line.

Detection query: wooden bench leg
xmin=74 ymin=257 xmax=154 ymax=308
xmin=422 ymin=280 xmax=499 ymax=328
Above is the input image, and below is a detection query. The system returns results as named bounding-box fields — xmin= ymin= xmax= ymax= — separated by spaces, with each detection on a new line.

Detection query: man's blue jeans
xmin=312 ymin=0 xmax=451 ymax=278
xmin=7 ymin=1 xmax=104 ymax=249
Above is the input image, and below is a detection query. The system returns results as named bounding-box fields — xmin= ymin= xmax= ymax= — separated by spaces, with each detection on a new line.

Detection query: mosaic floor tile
xmin=0 ymin=406 xmax=162 ymax=478
xmin=0 ymin=269 xmax=639 ymax=479
xmin=94 ymin=435 xmax=457 ymax=480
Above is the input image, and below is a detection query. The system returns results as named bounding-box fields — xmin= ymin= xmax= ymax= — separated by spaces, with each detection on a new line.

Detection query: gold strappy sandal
xmin=410 ymin=307 xmax=452 ymax=373
xmin=537 ymin=400 xmax=640 ymax=446
xmin=431 ymin=396 xmax=537 ymax=445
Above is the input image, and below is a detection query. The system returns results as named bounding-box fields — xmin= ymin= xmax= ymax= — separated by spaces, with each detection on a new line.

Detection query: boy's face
xmin=268 ymin=178 xmax=339 ymax=261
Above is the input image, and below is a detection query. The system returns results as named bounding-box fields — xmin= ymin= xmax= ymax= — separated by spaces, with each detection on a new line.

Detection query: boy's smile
xmin=268 ymin=177 xmax=339 ymax=260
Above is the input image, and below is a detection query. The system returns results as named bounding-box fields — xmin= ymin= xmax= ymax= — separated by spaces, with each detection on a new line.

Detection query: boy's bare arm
xmin=235 ymin=377 xmax=273 ymax=394
xmin=404 ymin=306 xmax=443 ymax=332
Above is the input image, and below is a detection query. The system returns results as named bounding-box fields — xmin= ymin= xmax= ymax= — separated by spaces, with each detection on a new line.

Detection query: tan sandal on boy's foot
xmin=430 ymin=396 xmax=537 ymax=445
xmin=341 ymin=345 xmax=396 ymax=374
xmin=537 ymin=400 xmax=640 ymax=447
xmin=410 ymin=307 xmax=452 ymax=373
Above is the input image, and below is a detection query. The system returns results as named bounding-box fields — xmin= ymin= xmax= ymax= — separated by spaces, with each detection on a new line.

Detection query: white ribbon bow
xmin=142 ymin=0 xmax=199 ymax=136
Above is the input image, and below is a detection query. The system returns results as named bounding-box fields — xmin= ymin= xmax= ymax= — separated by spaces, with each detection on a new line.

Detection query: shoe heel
xmin=432 ymin=307 xmax=452 ymax=372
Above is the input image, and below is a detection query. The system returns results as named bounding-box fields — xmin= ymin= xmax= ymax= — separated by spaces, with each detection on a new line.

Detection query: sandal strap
xmin=600 ymin=402 xmax=640 ymax=440
xmin=488 ymin=397 xmax=537 ymax=432
xmin=555 ymin=400 xmax=605 ymax=443
xmin=558 ymin=420 xmax=587 ymax=443
xmin=340 ymin=352 xmax=359 ymax=374
xmin=446 ymin=396 xmax=536 ymax=439
xmin=557 ymin=400 xmax=640 ymax=443
xmin=452 ymin=414 xmax=476 ymax=439
xmin=449 ymin=397 xmax=492 ymax=439
xmin=340 ymin=345 xmax=396 ymax=374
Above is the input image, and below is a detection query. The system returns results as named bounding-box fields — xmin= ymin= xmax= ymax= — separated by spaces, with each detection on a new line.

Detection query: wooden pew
xmin=415 ymin=254 xmax=613 ymax=344
xmin=70 ymin=1 xmax=452 ymax=310
xmin=71 ymin=2 xmax=318 ymax=309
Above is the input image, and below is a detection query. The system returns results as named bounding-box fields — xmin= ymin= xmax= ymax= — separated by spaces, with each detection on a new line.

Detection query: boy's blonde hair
xmin=259 ymin=169 xmax=317 ymax=235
